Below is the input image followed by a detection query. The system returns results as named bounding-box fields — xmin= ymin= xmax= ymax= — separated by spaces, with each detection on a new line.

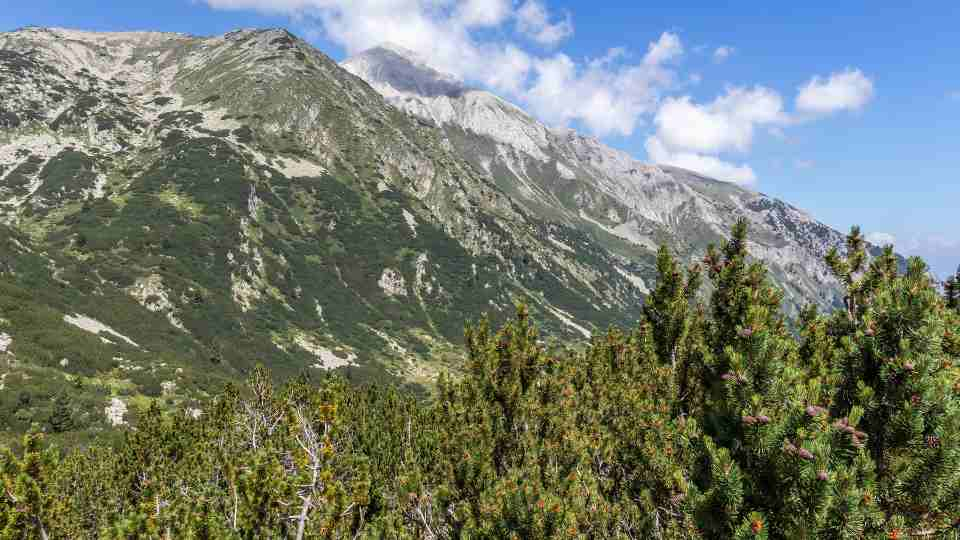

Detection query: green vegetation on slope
xmin=2 ymin=222 xmax=958 ymax=539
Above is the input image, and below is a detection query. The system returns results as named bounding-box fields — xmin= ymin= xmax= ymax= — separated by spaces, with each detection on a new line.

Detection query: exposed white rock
xmin=556 ymin=161 xmax=577 ymax=180
xmin=378 ymin=268 xmax=407 ymax=297
xmin=59 ymin=358 xmax=69 ymax=367
xmin=272 ymin=156 xmax=327 ymax=178
xmin=544 ymin=304 xmax=592 ymax=339
xmin=371 ymin=327 xmax=409 ymax=356
xmin=64 ymin=314 xmax=140 ymax=348
xmin=414 ymin=253 xmax=433 ymax=294
xmin=293 ymin=331 xmax=357 ymax=369
xmin=615 ymin=267 xmax=650 ymax=294
xmin=161 ymin=380 xmax=177 ymax=396
xmin=402 ymin=209 xmax=418 ymax=237
xmin=548 ymin=236 xmax=576 ymax=254
xmin=187 ymin=408 xmax=203 ymax=419
xmin=126 ymin=274 xmax=186 ymax=331
xmin=0 ymin=333 xmax=10 ymax=354
xmin=104 ymin=397 xmax=127 ymax=427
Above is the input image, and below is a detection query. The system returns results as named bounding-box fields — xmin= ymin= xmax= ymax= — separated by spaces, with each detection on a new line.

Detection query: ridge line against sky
xmin=203 ymin=0 xmax=874 ymax=186
xmin=1 ymin=0 xmax=958 ymax=277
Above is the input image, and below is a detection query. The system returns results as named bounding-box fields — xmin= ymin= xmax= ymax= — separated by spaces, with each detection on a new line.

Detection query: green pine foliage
xmin=1 ymin=222 xmax=958 ymax=538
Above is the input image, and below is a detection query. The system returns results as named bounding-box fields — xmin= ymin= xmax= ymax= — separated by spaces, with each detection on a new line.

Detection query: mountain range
xmin=0 ymin=27 xmax=863 ymax=433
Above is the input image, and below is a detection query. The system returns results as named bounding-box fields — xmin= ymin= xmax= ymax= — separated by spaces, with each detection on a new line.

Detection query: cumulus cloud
xmin=643 ymin=85 xmax=788 ymax=185
xmin=645 ymin=136 xmax=756 ymax=184
xmin=796 ymin=68 xmax=875 ymax=114
xmin=713 ymin=46 xmax=734 ymax=62
xmin=865 ymin=231 xmax=896 ymax=247
xmin=643 ymin=31 xmax=683 ymax=66
xmin=525 ymin=33 xmax=683 ymax=135
xmin=652 ymin=86 xmax=786 ymax=154
xmin=515 ymin=0 xmax=573 ymax=45
xmin=202 ymin=1 xmax=875 ymax=184
xmin=456 ymin=0 xmax=512 ymax=27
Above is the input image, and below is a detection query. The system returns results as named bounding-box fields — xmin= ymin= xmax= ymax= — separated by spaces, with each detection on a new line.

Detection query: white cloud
xmin=204 ymin=0 xmax=683 ymax=137
xmin=796 ymin=68 xmax=875 ymax=114
xmin=645 ymin=136 xmax=756 ymax=185
xmin=652 ymin=86 xmax=786 ymax=154
xmin=713 ymin=46 xmax=734 ymax=62
xmin=794 ymin=159 xmax=814 ymax=169
xmin=525 ymin=33 xmax=683 ymax=136
xmin=456 ymin=0 xmax=512 ymax=27
xmin=202 ymin=1 xmax=876 ymax=185
xmin=643 ymin=85 xmax=788 ymax=184
xmin=643 ymin=32 xmax=683 ymax=66
xmin=865 ymin=231 xmax=896 ymax=247
xmin=516 ymin=0 xmax=573 ymax=45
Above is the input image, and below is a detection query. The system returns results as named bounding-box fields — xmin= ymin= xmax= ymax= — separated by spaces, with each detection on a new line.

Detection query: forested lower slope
xmin=3 ymin=223 xmax=959 ymax=539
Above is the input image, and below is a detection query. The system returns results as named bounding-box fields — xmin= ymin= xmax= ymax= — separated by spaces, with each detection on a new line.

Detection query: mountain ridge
xmin=343 ymin=44 xmax=855 ymax=314
xmin=0 ymin=26 xmax=865 ymax=435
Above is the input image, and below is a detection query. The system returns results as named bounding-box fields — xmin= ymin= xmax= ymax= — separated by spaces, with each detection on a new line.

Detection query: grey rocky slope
xmin=0 ymin=26 xmax=657 ymax=411
xmin=344 ymin=44 xmax=855 ymax=315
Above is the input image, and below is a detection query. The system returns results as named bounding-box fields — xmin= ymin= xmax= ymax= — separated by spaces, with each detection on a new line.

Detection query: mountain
xmin=0 ymin=27 xmax=865 ymax=435
xmin=0 ymin=27 xmax=665 ymax=433
xmin=343 ymin=44 xmax=853 ymax=314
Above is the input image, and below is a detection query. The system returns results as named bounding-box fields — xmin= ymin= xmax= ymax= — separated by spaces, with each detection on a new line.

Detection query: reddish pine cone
xmin=806 ymin=405 xmax=827 ymax=417
xmin=756 ymin=415 xmax=771 ymax=424
xmin=797 ymin=448 xmax=815 ymax=461
xmin=817 ymin=470 xmax=829 ymax=481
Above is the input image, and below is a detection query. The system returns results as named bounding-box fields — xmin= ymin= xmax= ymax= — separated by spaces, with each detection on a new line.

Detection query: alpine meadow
xmin=0 ymin=14 xmax=958 ymax=540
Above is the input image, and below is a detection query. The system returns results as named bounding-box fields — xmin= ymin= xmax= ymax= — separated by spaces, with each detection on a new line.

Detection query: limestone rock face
xmin=343 ymin=44 xmax=891 ymax=316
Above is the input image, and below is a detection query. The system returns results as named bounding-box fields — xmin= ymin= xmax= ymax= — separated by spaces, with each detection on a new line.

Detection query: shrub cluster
xmin=2 ymin=222 xmax=958 ymax=539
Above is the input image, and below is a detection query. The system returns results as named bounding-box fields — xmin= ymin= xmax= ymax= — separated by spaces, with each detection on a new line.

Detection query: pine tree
xmin=826 ymin=228 xmax=960 ymax=536
xmin=695 ymin=220 xmax=881 ymax=538
xmin=945 ymin=266 xmax=959 ymax=312
xmin=46 ymin=393 xmax=73 ymax=434
xmin=643 ymin=245 xmax=706 ymax=415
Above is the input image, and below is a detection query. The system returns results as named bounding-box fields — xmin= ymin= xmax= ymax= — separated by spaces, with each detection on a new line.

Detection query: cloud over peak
xmin=204 ymin=1 xmax=876 ymax=186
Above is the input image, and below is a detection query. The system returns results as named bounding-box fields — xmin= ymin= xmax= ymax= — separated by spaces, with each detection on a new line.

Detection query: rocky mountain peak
xmin=343 ymin=43 xmax=467 ymax=99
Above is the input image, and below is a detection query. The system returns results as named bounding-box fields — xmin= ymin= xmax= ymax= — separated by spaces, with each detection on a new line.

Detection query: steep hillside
xmin=0 ymin=27 xmax=652 ymax=433
xmin=343 ymin=44 xmax=855 ymax=315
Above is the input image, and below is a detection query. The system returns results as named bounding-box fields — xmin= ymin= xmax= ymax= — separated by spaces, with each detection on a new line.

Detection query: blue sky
xmin=2 ymin=1 xmax=958 ymax=277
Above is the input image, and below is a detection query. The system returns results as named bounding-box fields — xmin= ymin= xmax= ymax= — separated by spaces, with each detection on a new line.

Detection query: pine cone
xmin=817 ymin=470 xmax=829 ymax=481
xmin=756 ymin=415 xmax=771 ymax=424
xmin=797 ymin=448 xmax=815 ymax=461
xmin=806 ymin=405 xmax=827 ymax=417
